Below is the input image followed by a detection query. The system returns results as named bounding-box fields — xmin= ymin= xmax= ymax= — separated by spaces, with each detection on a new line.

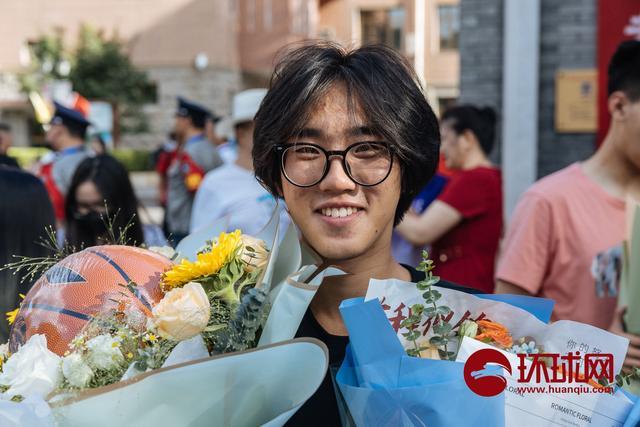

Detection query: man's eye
xmin=352 ymin=143 xmax=385 ymax=157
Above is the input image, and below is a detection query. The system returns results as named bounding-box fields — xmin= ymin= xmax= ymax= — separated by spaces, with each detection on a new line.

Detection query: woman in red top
xmin=396 ymin=105 xmax=502 ymax=292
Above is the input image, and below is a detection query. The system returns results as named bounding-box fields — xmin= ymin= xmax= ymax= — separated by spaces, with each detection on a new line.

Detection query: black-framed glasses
xmin=275 ymin=141 xmax=394 ymax=187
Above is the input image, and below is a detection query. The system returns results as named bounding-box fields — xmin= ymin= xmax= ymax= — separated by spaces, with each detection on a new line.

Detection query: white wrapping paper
xmin=51 ymin=338 xmax=328 ymax=427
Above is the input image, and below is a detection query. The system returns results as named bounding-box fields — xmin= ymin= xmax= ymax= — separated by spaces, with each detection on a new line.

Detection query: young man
xmin=252 ymin=42 xmax=470 ymax=426
xmin=37 ymin=103 xmax=91 ymax=224
xmin=495 ymin=41 xmax=640 ymax=370
xmin=165 ymin=97 xmax=223 ymax=244
xmin=190 ymin=89 xmax=287 ymax=236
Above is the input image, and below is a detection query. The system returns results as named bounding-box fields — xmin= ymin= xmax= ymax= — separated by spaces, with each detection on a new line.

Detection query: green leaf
xmin=433 ymin=323 xmax=452 ymax=336
xmin=410 ymin=304 xmax=424 ymax=314
xmin=436 ymin=306 xmax=451 ymax=316
xmin=424 ymin=307 xmax=437 ymax=316
xmin=403 ymin=331 xmax=420 ymax=342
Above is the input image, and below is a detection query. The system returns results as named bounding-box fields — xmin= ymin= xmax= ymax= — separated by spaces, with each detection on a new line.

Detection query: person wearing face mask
xmin=37 ymin=102 xmax=91 ymax=226
xmin=252 ymin=42 xmax=478 ymax=426
xmin=395 ymin=105 xmax=503 ymax=293
xmin=64 ymin=155 xmax=145 ymax=249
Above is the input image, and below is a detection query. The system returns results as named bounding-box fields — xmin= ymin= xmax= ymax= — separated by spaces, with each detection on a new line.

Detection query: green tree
xmin=20 ymin=25 xmax=155 ymax=142
xmin=70 ymin=25 xmax=156 ymax=137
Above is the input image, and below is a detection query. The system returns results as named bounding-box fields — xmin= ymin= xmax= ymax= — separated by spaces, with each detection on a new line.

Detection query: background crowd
xmin=1 ymin=38 xmax=639 ymax=375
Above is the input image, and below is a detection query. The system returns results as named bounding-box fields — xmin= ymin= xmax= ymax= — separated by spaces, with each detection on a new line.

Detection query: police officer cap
xmin=176 ymin=97 xmax=220 ymax=126
xmin=50 ymin=102 xmax=91 ymax=136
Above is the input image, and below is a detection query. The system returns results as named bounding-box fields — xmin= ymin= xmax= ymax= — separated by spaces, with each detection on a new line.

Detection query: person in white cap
xmin=190 ymin=89 xmax=288 ymax=235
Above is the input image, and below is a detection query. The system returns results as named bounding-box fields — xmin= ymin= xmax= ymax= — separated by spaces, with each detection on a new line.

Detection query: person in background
xmin=391 ymin=158 xmax=450 ymax=266
xmin=37 ymin=102 xmax=90 ymax=225
xmin=153 ymin=131 xmax=178 ymax=236
xmin=395 ymin=105 xmax=502 ymax=293
xmin=0 ymin=167 xmax=56 ymax=341
xmin=64 ymin=155 xmax=145 ymax=248
xmin=191 ymin=89 xmax=287 ymax=235
xmin=209 ymin=117 xmax=238 ymax=164
xmin=495 ymin=40 xmax=640 ymax=370
xmin=0 ymin=123 xmax=20 ymax=168
xmin=166 ymin=97 xmax=223 ymax=245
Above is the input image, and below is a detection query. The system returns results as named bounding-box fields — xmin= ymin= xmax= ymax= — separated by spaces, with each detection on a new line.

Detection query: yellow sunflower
xmin=162 ymin=230 xmax=242 ymax=290
xmin=6 ymin=294 xmax=25 ymax=326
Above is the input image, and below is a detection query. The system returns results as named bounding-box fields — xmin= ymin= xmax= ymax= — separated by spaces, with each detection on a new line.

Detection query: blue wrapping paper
xmin=337 ymin=297 xmax=505 ymax=427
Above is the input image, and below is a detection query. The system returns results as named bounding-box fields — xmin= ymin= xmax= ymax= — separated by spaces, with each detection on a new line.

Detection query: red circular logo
xmin=463 ymin=348 xmax=512 ymax=397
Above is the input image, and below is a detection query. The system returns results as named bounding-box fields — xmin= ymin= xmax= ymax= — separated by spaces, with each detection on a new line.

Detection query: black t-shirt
xmin=286 ymin=265 xmax=480 ymax=426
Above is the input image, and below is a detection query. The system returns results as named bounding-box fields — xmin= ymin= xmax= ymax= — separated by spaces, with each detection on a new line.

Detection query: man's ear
xmin=608 ymin=91 xmax=630 ymax=121
xmin=460 ymin=129 xmax=478 ymax=151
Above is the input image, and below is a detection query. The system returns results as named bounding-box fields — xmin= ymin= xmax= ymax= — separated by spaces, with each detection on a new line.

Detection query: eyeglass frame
xmin=274 ymin=141 xmax=395 ymax=188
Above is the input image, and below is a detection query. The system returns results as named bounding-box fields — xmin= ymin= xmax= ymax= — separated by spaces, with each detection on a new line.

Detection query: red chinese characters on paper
xmin=517 ymin=352 xmax=614 ymax=384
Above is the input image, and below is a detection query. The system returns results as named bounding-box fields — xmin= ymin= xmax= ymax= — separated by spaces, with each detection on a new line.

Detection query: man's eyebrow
xmin=348 ymin=126 xmax=379 ymax=137
xmin=295 ymin=128 xmax=323 ymax=138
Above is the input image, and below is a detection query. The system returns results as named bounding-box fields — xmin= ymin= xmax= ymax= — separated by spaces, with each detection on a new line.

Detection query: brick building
xmin=0 ymin=0 xmax=461 ymax=149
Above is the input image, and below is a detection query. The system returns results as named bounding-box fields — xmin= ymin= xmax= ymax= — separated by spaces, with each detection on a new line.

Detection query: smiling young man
xmin=253 ymin=42 xmax=473 ymax=426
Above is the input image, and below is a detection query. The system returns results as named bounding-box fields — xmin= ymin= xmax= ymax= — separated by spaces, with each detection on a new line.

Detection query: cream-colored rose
xmin=62 ymin=353 xmax=94 ymax=388
xmin=239 ymin=235 xmax=268 ymax=273
xmin=152 ymin=282 xmax=210 ymax=341
xmin=0 ymin=334 xmax=62 ymax=398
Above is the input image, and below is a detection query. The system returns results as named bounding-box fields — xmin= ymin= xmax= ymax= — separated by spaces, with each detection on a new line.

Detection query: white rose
xmin=148 ymin=246 xmax=177 ymax=260
xmin=151 ymin=282 xmax=211 ymax=341
xmin=86 ymin=335 xmax=124 ymax=370
xmin=0 ymin=343 xmax=9 ymax=358
xmin=61 ymin=353 xmax=94 ymax=388
xmin=0 ymin=335 xmax=61 ymax=398
xmin=239 ymin=235 xmax=268 ymax=273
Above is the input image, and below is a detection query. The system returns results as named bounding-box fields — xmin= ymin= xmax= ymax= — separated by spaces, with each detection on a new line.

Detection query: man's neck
xmin=309 ymin=235 xmax=409 ymax=336
xmin=58 ymin=138 xmax=83 ymax=153
xmin=462 ymin=149 xmax=492 ymax=170
xmin=582 ymin=129 xmax=638 ymax=200
xmin=184 ymin=128 xmax=204 ymax=143
xmin=234 ymin=144 xmax=253 ymax=171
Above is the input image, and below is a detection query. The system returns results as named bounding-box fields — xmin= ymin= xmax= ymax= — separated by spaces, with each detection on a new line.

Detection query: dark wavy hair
xmin=441 ymin=105 xmax=498 ymax=155
xmin=0 ymin=167 xmax=55 ymax=340
xmin=252 ymin=42 xmax=440 ymax=225
xmin=65 ymin=155 xmax=144 ymax=248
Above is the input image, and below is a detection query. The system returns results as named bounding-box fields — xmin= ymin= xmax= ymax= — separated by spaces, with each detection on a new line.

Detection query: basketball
xmin=9 ymin=245 xmax=173 ymax=355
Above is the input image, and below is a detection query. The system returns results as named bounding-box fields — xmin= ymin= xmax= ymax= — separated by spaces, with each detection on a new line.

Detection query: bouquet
xmin=336 ymin=252 xmax=640 ymax=427
xmin=0 ymin=209 xmax=330 ymax=426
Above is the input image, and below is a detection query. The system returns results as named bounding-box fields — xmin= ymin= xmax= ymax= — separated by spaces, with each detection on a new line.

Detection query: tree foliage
xmin=21 ymin=25 xmax=155 ymax=135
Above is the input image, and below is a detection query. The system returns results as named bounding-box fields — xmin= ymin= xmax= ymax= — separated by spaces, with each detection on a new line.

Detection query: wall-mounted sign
xmin=555 ymin=69 xmax=597 ymax=133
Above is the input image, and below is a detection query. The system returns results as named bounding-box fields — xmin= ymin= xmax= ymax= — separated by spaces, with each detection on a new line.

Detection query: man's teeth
xmin=320 ymin=207 xmax=360 ymax=218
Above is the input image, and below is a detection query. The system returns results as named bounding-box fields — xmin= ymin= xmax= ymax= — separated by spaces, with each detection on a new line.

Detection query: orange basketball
xmin=9 ymin=245 xmax=173 ymax=355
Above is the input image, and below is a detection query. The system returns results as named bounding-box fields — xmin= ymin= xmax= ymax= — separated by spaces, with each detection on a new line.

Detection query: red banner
xmin=597 ymin=1 xmax=640 ymax=145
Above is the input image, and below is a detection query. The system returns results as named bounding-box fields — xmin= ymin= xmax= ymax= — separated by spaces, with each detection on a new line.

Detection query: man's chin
xmin=311 ymin=241 xmax=367 ymax=263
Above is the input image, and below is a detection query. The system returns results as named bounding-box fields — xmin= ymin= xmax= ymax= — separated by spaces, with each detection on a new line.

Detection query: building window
xmin=263 ymin=0 xmax=272 ymax=31
xmin=438 ymin=5 xmax=460 ymax=50
xmin=360 ymin=7 xmax=405 ymax=51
